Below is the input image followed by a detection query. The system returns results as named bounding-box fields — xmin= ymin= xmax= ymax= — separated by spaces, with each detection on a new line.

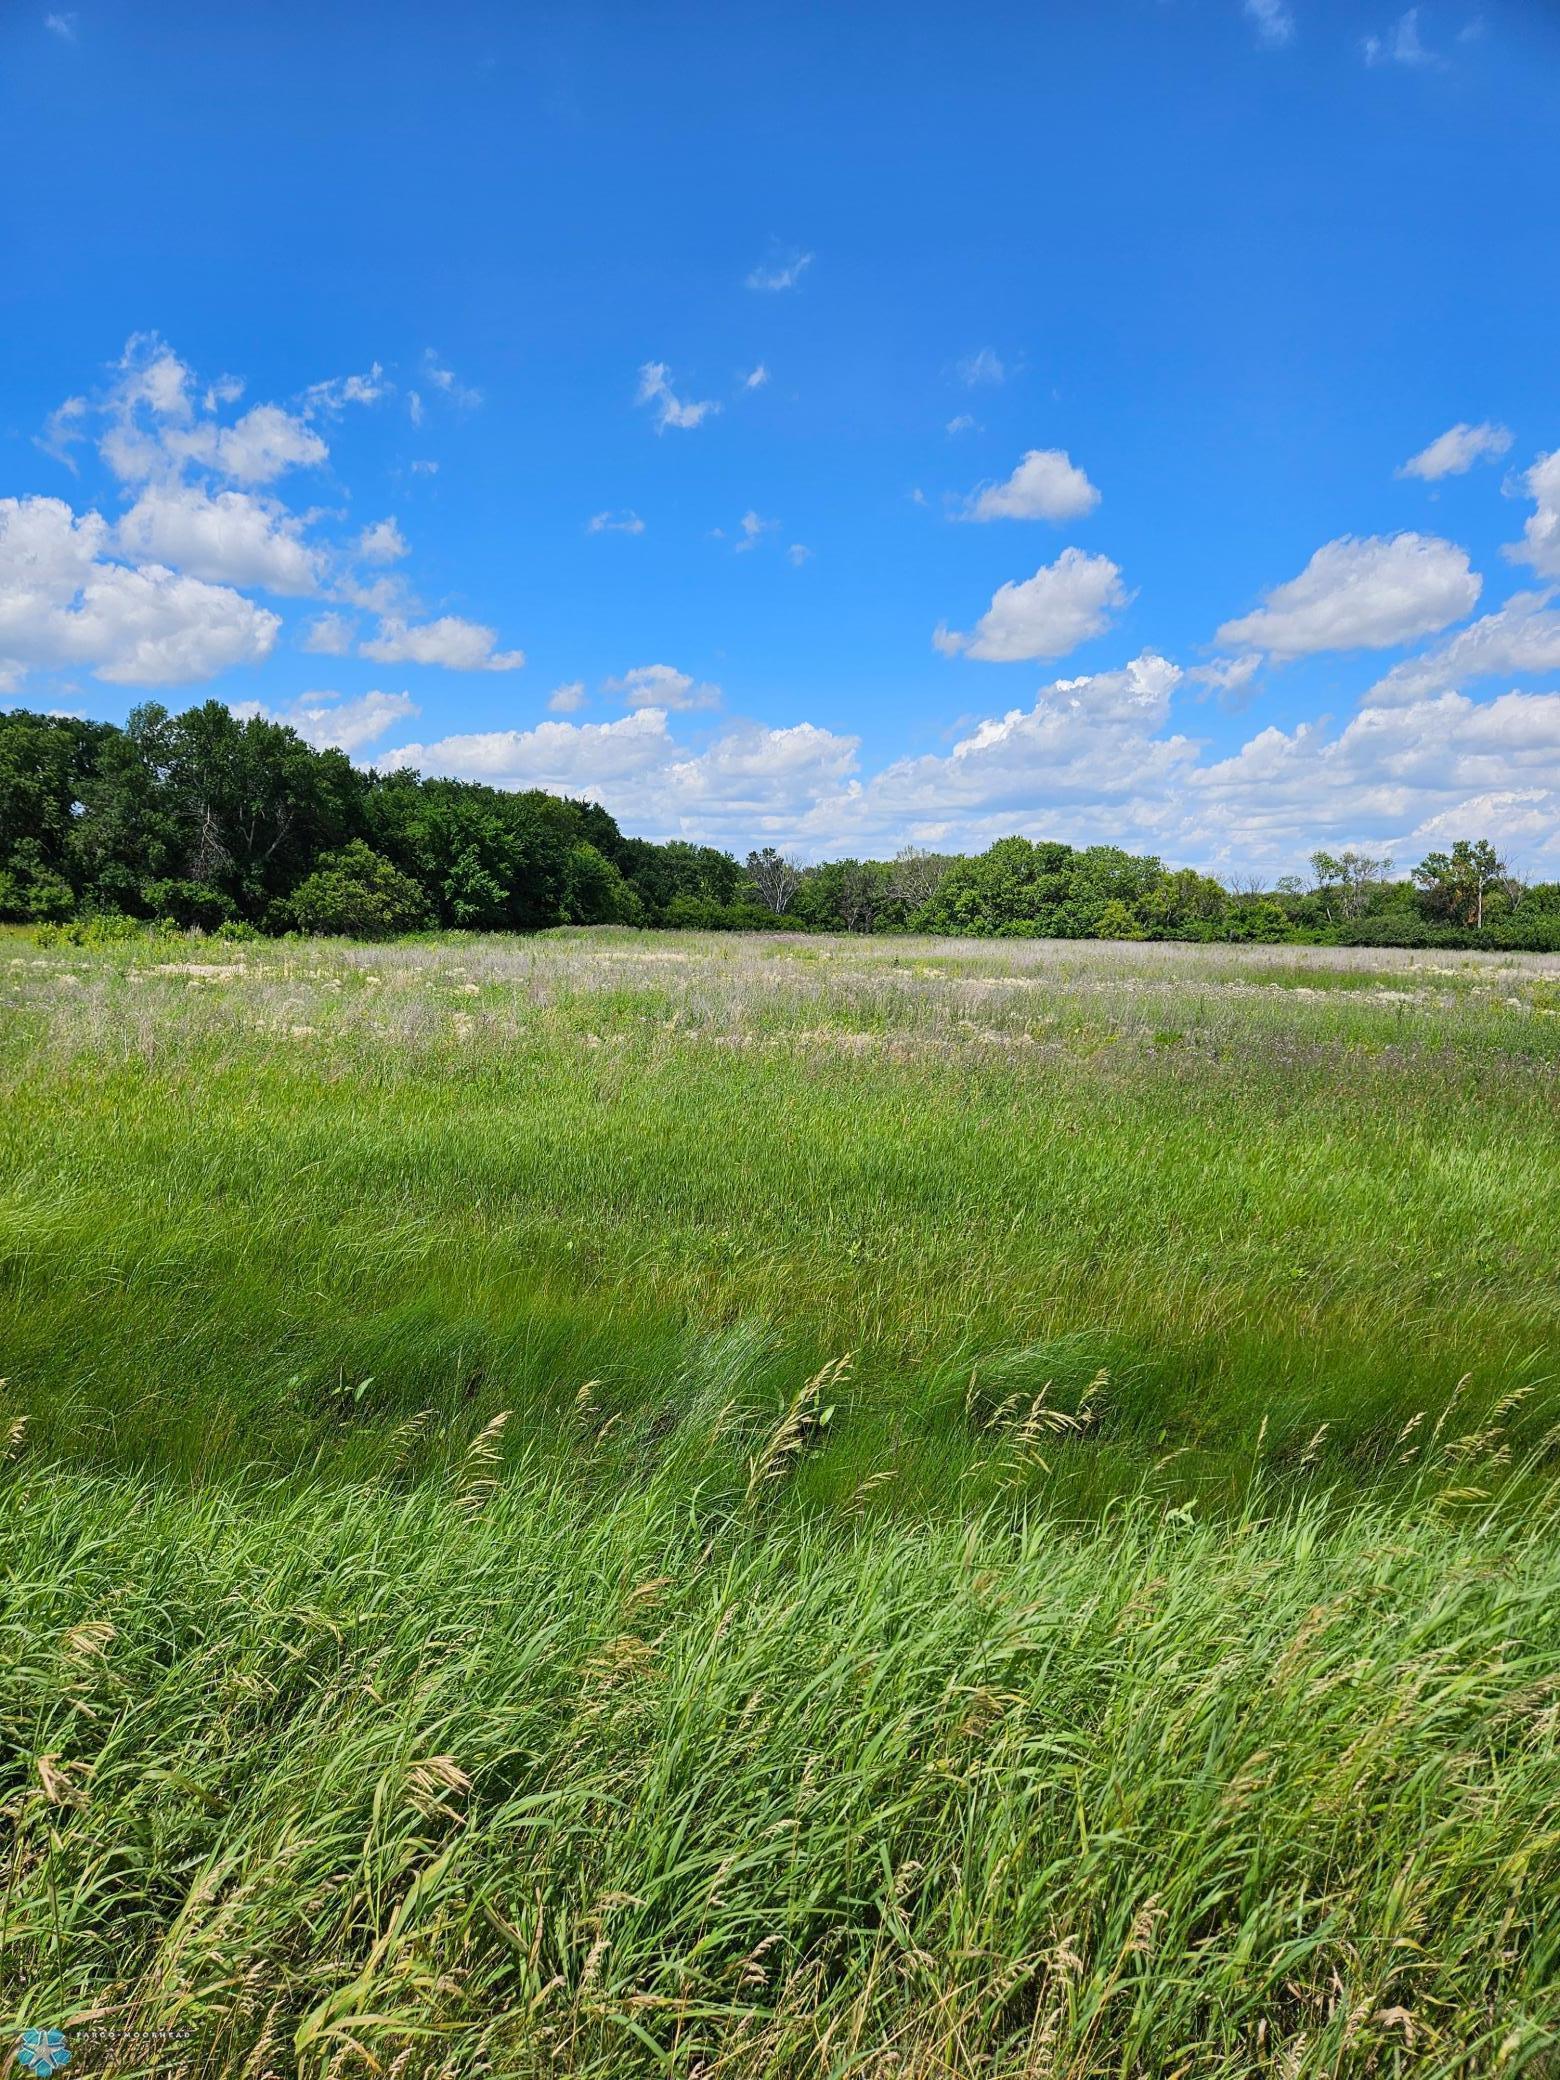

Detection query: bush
xmin=32 ymin=913 xmax=148 ymax=948
xmin=1487 ymin=914 xmax=1560 ymax=953
xmin=1095 ymin=899 xmax=1148 ymax=941
xmin=281 ymin=842 xmax=433 ymax=939
xmin=142 ymin=878 xmax=237 ymax=932
xmin=1224 ymin=899 xmax=1293 ymax=943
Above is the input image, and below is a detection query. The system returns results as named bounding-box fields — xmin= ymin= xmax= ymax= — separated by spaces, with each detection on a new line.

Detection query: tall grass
xmin=2 ymin=927 xmax=1558 ymax=2074
xmin=4 ymin=1455 xmax=1558 ymax=2077
xmin=1 ymin=927 xmax=1556 ymax=1496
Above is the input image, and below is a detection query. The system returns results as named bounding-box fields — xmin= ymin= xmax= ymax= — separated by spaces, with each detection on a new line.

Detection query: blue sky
xmin=4 ymin=0 xmax=1560 ymax=873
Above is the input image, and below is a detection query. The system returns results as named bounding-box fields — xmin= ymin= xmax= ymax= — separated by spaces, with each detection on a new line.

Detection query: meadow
xmin=2 ymin=926 xmax=1558 ymax=2076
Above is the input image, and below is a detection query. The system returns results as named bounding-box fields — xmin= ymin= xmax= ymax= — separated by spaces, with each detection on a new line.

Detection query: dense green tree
xmin=1 ymin=704 xmax=1551 ymax=948
xmin=792 ymin=857 xmax=898 ymax=933
xmin=174 ymin=702 xmax=364 ymax=915
xmin=365 ymin=778 xmax=567 ymax=930
xmin=1309 ymin=848 xmax=1395 ymax=922
xmin=0 ymin=710 xmax=111 ymax=913
xmin=563 ymin=841 xmax=644 ymax=925
xmin=617 ymin=837 xmax=744 ymax=921
xmin=1137 ymin=867 xmax=1228 ymax=937
xmin=919 ymin=837 xmax=1076 ymax=935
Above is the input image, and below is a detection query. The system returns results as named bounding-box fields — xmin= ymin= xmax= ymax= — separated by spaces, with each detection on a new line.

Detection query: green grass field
xmin=3 ymin=927 xmax=1558 ymax=2076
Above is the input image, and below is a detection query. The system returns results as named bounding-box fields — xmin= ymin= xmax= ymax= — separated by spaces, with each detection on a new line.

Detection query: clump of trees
xmin=3 ymin=703 xmax=1558 ymax=949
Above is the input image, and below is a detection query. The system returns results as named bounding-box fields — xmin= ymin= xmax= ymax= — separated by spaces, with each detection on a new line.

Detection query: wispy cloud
xmin=301 ymin=612 xmax=356 ymax=657
xmin=44 ymin=10 xmax=78 ymax=40
xmin=1398 ymin=421 xmax=1512 ymax=481
xmin=956 ymin=348 xmax=1005 ymax=389
xmin=1244 ymin=0 xmax=1294 ymax=48
xmin=734 ymin=510 xmax=779 ymax=554
xmin=587 ymin=509 xmax=646 ymax=535
xmin=746 ymin=248 xmax=813 ymax=293
xmin=1364 ymin=8 xmax=1441 ymax=65
xmin=636 ymin=362 xmax=720 ymax=433
xmin=420 ymin=349 xmax=482 ymax=410
xmin=35 ymin=396 xmax=88 ymax=472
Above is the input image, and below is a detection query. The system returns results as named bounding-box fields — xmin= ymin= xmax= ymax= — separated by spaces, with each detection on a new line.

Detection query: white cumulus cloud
xmin=360 ymin=615 xmax=525 ymax=672
xmin=116 ymin=483 xmax=326 ymax=596
xmin=301 ymin=612 xmax=356 ymax=656
xmin=1505 ymin=450 xmax=1560 ymax=580
xmin=385 ymin=708 xmax=678 ymax=792
xmin=1215 ymin=532 xmax=1480 ymax=657
xmin=957 ymin=448 xmax=1100 ymax=524
xmin=0 ymin=494 xmax=279 ymax=688
xmin=356 ymin=517 xmax=408 ymax=563
xmin=159 ymin=403 xmax=328 ymax=487
xmin=935 ymin=548 xmax=1129 ymax=663
xmin=231 ymin=688 xmax=418 ymax=754
xmin=1366 ymin=591 xmax=1560 ymax=703
xmin=604 ymin=663 xmax=721 ymax=711
xmin=364 ymin=646 xmax=1560 ymax=874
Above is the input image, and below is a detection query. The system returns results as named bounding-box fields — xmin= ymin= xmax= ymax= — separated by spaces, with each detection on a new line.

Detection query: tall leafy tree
xmin=1413 ymin=839 xmax=1509 ymax=930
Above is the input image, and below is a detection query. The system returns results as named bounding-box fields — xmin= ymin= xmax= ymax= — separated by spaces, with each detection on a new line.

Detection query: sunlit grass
xmin=2 ymin=926 xmax=1556 ymax=1494
xmin=1 ymin=926 xmax=1558 ymax=2074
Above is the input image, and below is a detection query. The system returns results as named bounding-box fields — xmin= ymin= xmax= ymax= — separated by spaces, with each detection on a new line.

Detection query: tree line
xmin=3 ymin=702 xmax=1558 ymax=949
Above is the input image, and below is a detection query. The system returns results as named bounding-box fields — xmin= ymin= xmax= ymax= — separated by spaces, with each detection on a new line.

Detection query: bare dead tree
xmin=888 ymin=845 xmax=951 ymax=914
xmin=746 ymin=846 xmax=803 ymax=915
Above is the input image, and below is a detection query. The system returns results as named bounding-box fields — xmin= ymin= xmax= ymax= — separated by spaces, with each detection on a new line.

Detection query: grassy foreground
xmin=2 ymin=927 xmax=1559 ymax=2075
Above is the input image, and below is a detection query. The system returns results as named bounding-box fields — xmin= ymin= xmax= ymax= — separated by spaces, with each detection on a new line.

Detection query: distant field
xmin=2 ymin=927 xmax=1558 ymax=2075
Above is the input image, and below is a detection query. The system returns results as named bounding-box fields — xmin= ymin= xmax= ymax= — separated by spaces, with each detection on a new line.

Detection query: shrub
xmin=31 ymin=913 xmax=147 ymax=948
xmin=142 ymin=878 xmax=237 ymax=932
xmin=1095 ymin=899 xmax=1148 ymax=941
xmin=281 ymin=842 xmax=433 ymax=939
xmin=1224 ymin=899 xmax=1293 ymax=943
